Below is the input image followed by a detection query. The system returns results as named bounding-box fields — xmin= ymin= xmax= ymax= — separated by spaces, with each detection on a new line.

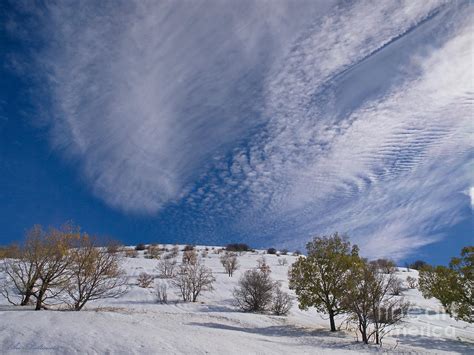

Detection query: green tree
xmin=418 ymin=246 xmax=473 ymax=323
xmin=288 ymin=232 xmax=359 ymax=331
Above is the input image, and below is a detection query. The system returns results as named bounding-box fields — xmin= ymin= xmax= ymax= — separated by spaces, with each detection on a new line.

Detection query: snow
xmin=1 ymin=247 xmax=473 ymax=354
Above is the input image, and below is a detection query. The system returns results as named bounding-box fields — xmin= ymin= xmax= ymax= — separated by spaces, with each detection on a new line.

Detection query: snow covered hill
xmin=1 ymin=246 xmax=473 ymax=354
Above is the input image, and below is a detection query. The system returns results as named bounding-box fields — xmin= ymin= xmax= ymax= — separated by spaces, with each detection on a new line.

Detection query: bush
xmin=267 ymin=248 xmax=277 ymax=255
xmin=388 ymin=277 xmax=404 ymax=296
xmin=225 ymin=243 xmax=251 ymax=252
xmin=135 ymin=243 xmax=147 ymax=251
xmin=146 ymin=244 xmax=161 ymax=259
xmin=157 ymin=258 xmax=177 ymax=279
xmin=156 ymin=281 xmax=168 ymax=304
xmin=271 ymin=286 xmax=292 ymax=315
xmin=370 ymin=259 xmax=396 ymax=274
xmin=406 ymin=276 xmax=417 ymax=289
xmin=233 ymin=269 xmax=275 ymax=312
xmin=125 ymin=249 xmax=138 ymax=258
xmin=278 ymin=258 xmax=288 ymax=266
xmin=137 ymin=272 xmax=154 ymax=288
xmin=220 ymin=252 xmax=239 ymax=277
xmin=280 ymin=249 xmax=289 ymax=256
xmin=171 ymin=261 xmax=215 ymax=302
xmin=182 ymin=249 xmax=198 ymax=265
xmin=183 ymin=245 xmax=195 ymax=251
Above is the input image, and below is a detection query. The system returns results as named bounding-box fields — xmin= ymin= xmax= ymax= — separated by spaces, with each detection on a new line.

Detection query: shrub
xmin=146 ymin=244 xmax=161 ymax=259
xmin=278 ymin=258 xmax=288 ymax=266
xmin=225 ymin=243 xmax=251 ymax=252
xmin=182 ymin=249 xmax=198 ymax=265
xmin=271 ymin=285 xmax=292 ymax=315
xmin=156 ymin=281 xmax=168 ymax=304
xmin=267 ymin=248 xmax=277 ymax=255
xmin=125 ymin=249 xmax=138 ymax=258
xmin=388 ymin=277 xmax=404 ymax=296
xmin=257 ymin=257 xmax=271 ymax=274
xmin=370 ymin=259 xmax=397 ymax=274
xmin=220 ymin=252 xmax=239 ymax=277
xmin=233 ymin=269 xmax=275 ymax=312
xmin=137 ymin=272 xmax=154 ymax=288
xmin=406 ymin=276 xmax=417 ymax=289
xmin=280 ymin=249 xmax=289 ymax=256
xmin=183 ymin=245 xmax=195 ymax=251
xmin=135 ymin=243 xmax=146 ymax=251
xmin=156 ymin=258 xmax=177 ymax=278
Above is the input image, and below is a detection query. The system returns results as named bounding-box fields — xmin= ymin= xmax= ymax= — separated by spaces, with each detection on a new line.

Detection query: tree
xmin=418 ymin=246 xmax=473 ymax=323
xmin=182 ymin=249 xmax=198 ymax=265
xmin=156 ymin=258 xmax=177 ymax=278
xmin=288 ymin=232 xmax=359 ymax=331
xmin=171 ymin=260 xmax=215 ymax=302
xmin=233 ymin=268 xmax=275 ymax=312
xmin=1 ymin=225 xmax=44 ymax=306
xmin=137 ymin=272 xmax=154 ymax=288
xmin=65 ymin=236 xmax=128 ymax=310
xmin=220 ymin=252 xmax=239 ymax=277
xmin=343 ymin=260 xmax=409 ymax=345
xmin=32 ymin=224 xmax=78 ymax=310
xmin=370 ymin=259 xmax=396 ymax=274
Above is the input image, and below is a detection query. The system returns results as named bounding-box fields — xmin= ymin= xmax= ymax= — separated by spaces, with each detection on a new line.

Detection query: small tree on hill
xmin=220 ymin=252 xmax=239 ymax=277
xmin=418 ymin=246 xmax=473 ymax=323
xmin=66 ymin=236 xmax=128 ymax=310
xmin=288 ymin=232 xmax=359 ymax=331
xmin=233 ymin=268 xmax=275 ymax=312
xmin=172 ymin=260 xmax=215 ymax=302
xmin=343 ymin=260 xmax=409 ymax=345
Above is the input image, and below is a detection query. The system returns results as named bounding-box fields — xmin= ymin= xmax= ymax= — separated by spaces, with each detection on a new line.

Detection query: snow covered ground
xmin=1 ymin=246 xmax=473 ymax=354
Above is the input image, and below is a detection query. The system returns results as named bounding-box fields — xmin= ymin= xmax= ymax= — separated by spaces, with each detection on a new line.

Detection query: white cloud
xmin=18 ymin=0 xmax=473 ymax=259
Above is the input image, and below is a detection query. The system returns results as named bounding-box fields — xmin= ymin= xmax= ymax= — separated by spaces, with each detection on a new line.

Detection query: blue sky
xmin=0 ymin=0 xmax=472 ymax=265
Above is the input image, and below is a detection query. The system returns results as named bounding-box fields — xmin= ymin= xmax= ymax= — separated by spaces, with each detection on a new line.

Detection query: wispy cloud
xmin=14 ymin=0 xmax=473 ymax=259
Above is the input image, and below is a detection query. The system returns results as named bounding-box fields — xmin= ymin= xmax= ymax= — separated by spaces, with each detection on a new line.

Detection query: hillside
xmin=1 ymin=246 xmax=473 ymax=354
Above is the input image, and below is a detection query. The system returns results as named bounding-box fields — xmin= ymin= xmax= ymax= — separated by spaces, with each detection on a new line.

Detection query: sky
xmin=0 ymin=0 xmax=472 ymax=265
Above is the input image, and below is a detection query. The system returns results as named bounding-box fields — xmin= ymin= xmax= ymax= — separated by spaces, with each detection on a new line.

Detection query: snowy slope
xmin=1 ymin=246 xmax=473 ymax=354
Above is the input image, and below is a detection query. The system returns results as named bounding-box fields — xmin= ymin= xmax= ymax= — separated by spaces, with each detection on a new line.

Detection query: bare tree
xmin=271 ymin=285 xmax=293 ymax=315
xmin=406 ymin=276 xmax=417 ymax=289
xmin=0 ymin=226 xmax=44 ymax=306
xmin=171 ymin=260 xmax=215 ymax=302
xmin=220 ymin=252 xmax=239 ymax=277
xmin=182 ymin=249 xmax=198 ymax=265
xmin=156 ymin=281 xmax=168 ymax=303
xmin=65 ymin=236 xmax=128 ymax=310
xmin=343 ymin=261 xmax=409 ymax=345
xmin=32 ymin=224 xmax=78 ymax=310
xmin=233 ymin=269 xmax=275 ymax=312
xmin=156 ymin=258 xmax=177 ymax=278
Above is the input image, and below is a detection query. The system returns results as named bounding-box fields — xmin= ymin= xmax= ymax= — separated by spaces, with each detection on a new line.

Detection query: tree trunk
xmin=35 ymin=290 xmax=44 ymax=310
xmin=329 ymin=310 xmax=336 ymax=331
xmin=21 ymin=291 xmax=32 ymax=306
